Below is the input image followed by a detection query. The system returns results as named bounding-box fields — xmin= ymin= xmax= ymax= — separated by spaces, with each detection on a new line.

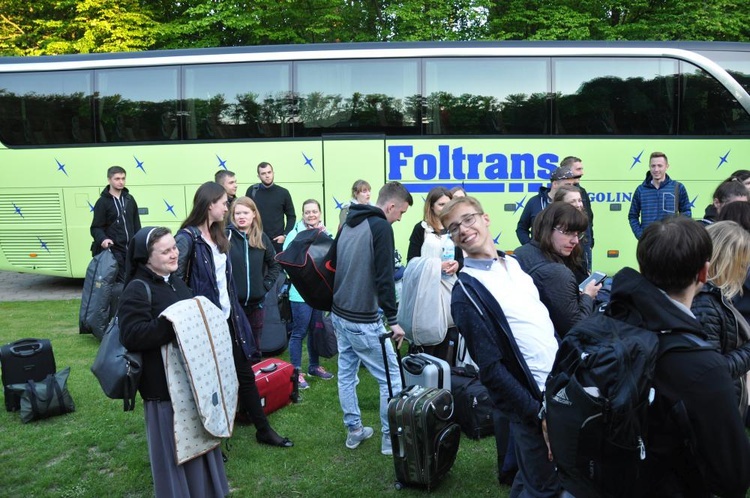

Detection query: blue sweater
xmin=628 ymin=173 xmax=691 ymax=239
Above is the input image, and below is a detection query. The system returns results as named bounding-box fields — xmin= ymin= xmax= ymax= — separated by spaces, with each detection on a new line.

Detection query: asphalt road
xmin=0 ymin=271 xmax=83 ymax=302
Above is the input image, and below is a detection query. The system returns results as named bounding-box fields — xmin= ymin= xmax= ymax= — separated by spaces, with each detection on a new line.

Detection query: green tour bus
xmin=0 ymin=41 xmax=749 ymax=278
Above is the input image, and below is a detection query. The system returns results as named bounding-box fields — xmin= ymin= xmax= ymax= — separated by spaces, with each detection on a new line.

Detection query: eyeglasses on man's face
xmin=447 ymin=212 xmax=482 ymax=236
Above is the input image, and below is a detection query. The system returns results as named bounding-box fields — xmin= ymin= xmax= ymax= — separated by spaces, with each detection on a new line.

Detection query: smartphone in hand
xmin=579 ymin=271 xmax=607 ymax=293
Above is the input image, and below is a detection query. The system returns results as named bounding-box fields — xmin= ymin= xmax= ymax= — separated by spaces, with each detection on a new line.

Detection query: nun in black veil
xmin=119 ymin=226 xmax=229 ymax=498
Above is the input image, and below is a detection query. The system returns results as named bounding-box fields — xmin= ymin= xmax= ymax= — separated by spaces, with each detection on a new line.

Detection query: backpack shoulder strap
xmin=130 ymin=278 xmax=151 ymax=305
xmin=250 ymin=184 xmax=260 ymax=199
xmin=658 ymin=331 xmax=712 ymax=356
xmin=673 ymin=181 xmax=681 ymax=214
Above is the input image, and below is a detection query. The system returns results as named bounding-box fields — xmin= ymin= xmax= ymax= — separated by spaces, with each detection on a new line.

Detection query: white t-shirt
xmin=462 ymin=256 xmax=558 ymax=392
xmin=205 ymin=237 xmax=232 ymax=320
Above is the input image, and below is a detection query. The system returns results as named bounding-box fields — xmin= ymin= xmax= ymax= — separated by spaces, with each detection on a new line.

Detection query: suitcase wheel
xmin=394 ymin=481 xmax=403 ymax=491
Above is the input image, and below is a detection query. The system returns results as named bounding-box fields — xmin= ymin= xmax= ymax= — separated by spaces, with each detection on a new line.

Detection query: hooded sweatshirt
xmin=609 ymin=268 xmax=750 ymax=498
xmin=332 ymin=204 xmax=398 ymax=325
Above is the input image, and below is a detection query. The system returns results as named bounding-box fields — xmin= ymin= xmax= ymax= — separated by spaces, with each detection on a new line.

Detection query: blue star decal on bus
xmin=216 ymin=155 xmax=227 ymax=170
xmin=493 ymin=231 xmax=502 ymax=245
xmin=513 ymin=195 xmax=527 ymax=214
xmin=630 ymin=150 xmax=644 ymax=170
xmin=13 ymin=203 xmax=23 ymax=218
xmin=134 ymin=156 xmax=145 ymax=173
xmin=688 ymin=195 xmax=697 ymax=210
xmin=37 ymin=237 xmax=50 ymax=253
xmin=333 ymin=196 xmax=344 ymax=210
xmin=302 ymin=152 xmax=314 ymax=171
xmin=716 ymin=150 xmax=730 ymax=169
xmin=164 ymin=199 xmax=177 ymax=217
xmin=87 ymin=201 xmax=95 ymax=212
xmin=55 ymin=158 xmax=68 ymax=176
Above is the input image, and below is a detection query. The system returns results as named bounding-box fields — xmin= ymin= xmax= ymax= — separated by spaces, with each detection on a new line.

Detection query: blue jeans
xmin=289 ymin=301 xmax=320 ymax=371
xmin=332 ymin=313 xmax=401 ymax=435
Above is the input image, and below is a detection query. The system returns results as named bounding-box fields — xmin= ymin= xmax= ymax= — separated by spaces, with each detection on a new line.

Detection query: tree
xmin=1 ymin=0 xmax=749 ymax=56
xmin=0 ymin=0 xmax=157 ymax=55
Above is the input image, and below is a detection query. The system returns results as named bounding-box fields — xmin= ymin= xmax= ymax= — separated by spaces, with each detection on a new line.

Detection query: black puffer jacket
xmin=512 ymin=241 xmax=594 ymax=337
xmin=691 ymin=282 xmax=750 ymax=409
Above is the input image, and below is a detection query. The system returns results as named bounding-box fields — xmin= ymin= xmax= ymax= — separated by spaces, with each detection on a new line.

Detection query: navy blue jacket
xmin=451 ymin=264 xmax=543 ymax=426
xmin=175 ymin=226 xmax=257 ymax=360
xmin=515 ymin=186 xmax=551 ymax=245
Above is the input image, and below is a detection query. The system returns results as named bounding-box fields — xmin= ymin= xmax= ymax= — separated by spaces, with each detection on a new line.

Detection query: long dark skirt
xmin=144 ymin=400 xmax=229 ymax=498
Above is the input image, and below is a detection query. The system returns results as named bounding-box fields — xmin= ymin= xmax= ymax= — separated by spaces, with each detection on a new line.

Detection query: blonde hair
xmin=706 ymin=221 xmax=750 ymax=299
xmin=230 ymin=196 xmax=266 ymax=250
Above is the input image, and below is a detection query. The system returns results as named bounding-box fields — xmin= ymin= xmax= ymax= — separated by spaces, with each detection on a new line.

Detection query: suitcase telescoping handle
xmin=9 ymin=339 xmax=44 ymax=357
xmin=378 ymin=331 xmax=405 ymax=400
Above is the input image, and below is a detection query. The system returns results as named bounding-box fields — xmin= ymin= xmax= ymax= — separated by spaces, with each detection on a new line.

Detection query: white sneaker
xmin=381 ymin=434 xmax=393 ymax=456
xmin=345 ymin=426 xmax=374 ymax=449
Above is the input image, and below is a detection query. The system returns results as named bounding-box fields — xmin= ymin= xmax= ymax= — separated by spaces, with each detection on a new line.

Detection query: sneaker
xmin=298 ymin=373 xmax=309 ymax=390
xmin=308 ymin=365 xmax=334 ymax=380
xmin=381 ymin=434 xmax=393 ymax=456
xmin=345 ymin=426 xmax=374 ymax=449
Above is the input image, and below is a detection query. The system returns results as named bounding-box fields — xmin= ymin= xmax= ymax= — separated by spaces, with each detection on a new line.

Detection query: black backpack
xmin=544 ymin=306 xmax=712 ymax=498
xmin=274 ymin=228 xmax=336 ymax=311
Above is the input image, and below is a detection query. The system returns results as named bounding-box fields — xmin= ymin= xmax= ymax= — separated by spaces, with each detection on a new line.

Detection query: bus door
xmin=321 ymin=134 xmax=386 ymax=229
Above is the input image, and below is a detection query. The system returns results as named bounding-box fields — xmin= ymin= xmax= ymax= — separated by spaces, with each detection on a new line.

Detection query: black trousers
xmin=230 ymin=320 xmax=270 ymax=433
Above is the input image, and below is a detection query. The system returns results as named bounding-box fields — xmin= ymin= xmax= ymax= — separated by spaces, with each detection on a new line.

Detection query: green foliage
xmin=0 ymin=0 xmax=157 ymax=55
xmin=0 ymin=299 xmax=508 ymax=497
xmin=0 ymin=0 xmax=749 ymax=55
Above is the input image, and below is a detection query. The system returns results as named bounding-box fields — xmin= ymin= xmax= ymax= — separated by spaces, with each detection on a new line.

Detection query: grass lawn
xmin=0 ymin=300 xmax=508 ymax=497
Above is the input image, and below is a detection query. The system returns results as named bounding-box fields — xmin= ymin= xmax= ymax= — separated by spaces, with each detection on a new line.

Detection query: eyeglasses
xmin=447 ymin=212 xmax=482 ymax=236
xmin=553 ymin=227 xmax=583 ymax=239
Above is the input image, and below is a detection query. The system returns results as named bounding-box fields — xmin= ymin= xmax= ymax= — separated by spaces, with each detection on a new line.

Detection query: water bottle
xmin=440 ymin=234 xmax=454 ymax=276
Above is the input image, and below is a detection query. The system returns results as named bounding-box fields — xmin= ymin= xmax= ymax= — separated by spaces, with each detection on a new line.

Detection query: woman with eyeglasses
xmin=553 ymin=185 xmax=593 ymax=279
xmin=175 ymin=182 xmax=293 ymax=448
xmin=512 ymin=202 xmax=599 ymax=337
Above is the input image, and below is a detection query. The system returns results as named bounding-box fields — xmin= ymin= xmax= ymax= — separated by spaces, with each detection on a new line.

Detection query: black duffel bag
xmin=450 ymin=366 xmax=495 ymax=440
xmin=8 ymin=367 xmax=76 ymax=423
xmin=275 ymin=228 xmax=336 ymax=311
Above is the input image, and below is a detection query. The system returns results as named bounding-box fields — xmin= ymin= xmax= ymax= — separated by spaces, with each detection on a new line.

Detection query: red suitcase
xmin=253 ymin=358 xmax=299 ymax=415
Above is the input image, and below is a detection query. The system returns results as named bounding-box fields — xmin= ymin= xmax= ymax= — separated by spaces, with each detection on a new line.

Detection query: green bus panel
xmin=321 ymin=137 xmax=386 ymax=230
xmin=0 ymin=138 xmax=748 ymax=277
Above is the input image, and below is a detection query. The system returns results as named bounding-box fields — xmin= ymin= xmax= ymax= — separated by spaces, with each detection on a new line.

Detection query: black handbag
xmin=312 ymin=312 xmax=338 ymax=358
xmin=8 ymin=367 xmax=76 ymax=423
xmin=90 ymin=279 xmax=149 ymax=411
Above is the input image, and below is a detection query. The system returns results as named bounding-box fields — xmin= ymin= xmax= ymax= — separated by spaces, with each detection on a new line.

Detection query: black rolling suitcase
xmin=1 ymin=338 xmax=57 ymax=411
xmin=379 ymin=332 xmax=461 ymax=491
